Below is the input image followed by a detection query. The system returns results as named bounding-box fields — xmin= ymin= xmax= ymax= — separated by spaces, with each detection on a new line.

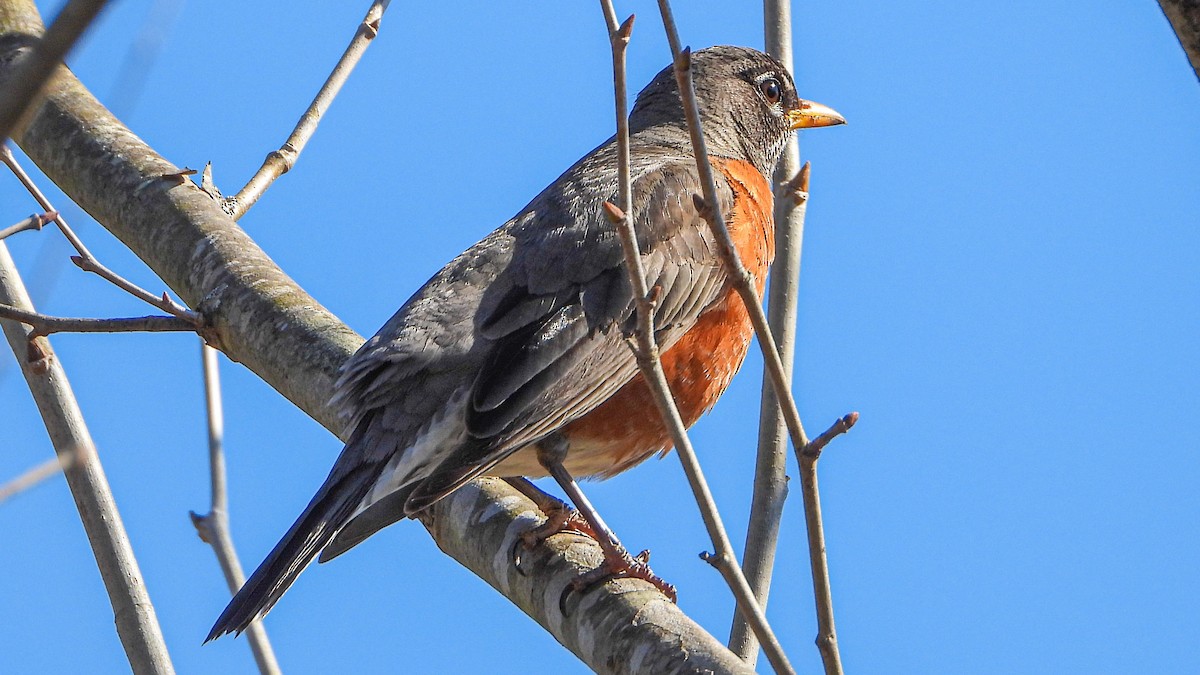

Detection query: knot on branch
xmin=189 ymin=510 xmax=216 ymax=544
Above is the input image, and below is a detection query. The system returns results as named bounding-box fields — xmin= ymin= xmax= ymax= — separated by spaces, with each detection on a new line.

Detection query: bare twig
xmin=654 ymin=4 xmax=850 ymax=673
xmin=0 ymin=302 xmax=194 ymax=338
xmin=1 ymin=145 xmax=197 ymax=322
xmin=599 ymin=4 xmax=794 ymax=673
xmin=189 ymin=344 xmax=280 ymax=675
xmin=0 ymin=241 xmax=174 ymax=674
xmin=651 ymin=8 xmax=810 ymax=453
xmin=732 ymin=165 xmax=809 ymax=659
xmin=804 ymin=413 xmax=857 ymax=459
xmin=1157 ymin=0 xmax=1200 ymax=83
xmin=795 ymin=414 xmax=856 ymax=674
xmin=0 ymin=0 xmax=110 ymax=145
xmin=225 ymin=0 xmax=391 ymax=219
xmin=0 ymin=453 xmax=69 ymax=504
xmin=0 ymin=210 xmax=55 ymax=240
xmin=731 ymin=0 xmax=811 ymax=659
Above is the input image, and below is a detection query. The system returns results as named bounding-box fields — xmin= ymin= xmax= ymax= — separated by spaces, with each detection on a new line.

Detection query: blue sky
xmin=3 ymin=1 xmax=1198 ymax=673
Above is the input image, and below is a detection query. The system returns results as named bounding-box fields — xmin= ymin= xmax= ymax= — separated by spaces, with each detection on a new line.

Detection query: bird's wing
xmin=401 ymin=159 xmax=741 ymax=511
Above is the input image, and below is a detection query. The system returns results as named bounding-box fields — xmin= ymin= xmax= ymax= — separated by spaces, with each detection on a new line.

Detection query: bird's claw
xmin=524 ymin=503 xmax=597 ymax=547
xmin=559 ymin=545 xmax=677 ymax=615
xmin=512 ymin=503 xmax=596 ymax=574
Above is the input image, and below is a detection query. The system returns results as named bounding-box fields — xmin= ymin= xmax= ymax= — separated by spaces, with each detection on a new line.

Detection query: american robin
xmin=208 ymin=45 xmax=844 ymax=640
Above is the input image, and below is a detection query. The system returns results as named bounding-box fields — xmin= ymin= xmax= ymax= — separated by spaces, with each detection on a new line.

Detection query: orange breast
xmin=561 ymin=159 xmax=776 ymax=477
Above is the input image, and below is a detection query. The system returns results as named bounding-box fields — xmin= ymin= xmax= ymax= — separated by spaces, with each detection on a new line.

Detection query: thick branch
xmin=423 ymin=477 xmax=756 ymax=675
xmin=0 ymin=242 xmax=174 ymax=674
xmin=1158 ymin=0 xmax=1200 ymax=83
xmin=0 ymin=1 xmax=751 ymax=669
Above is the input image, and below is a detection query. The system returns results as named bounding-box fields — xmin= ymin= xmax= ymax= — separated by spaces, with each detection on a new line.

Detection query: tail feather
xmin=205 ymin=463 xmax=379 ymax=642
xmin=318 ymin=483 xmax=417 ymax=563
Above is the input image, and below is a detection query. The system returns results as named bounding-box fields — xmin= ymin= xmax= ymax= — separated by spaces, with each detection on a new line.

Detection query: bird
xmin=207 ymin=45 xmax=844 ymax=640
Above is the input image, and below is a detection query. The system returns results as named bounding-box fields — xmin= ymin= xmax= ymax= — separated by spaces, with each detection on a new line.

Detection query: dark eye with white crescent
xmin=759 ymin=77 xmax=782 ymax=105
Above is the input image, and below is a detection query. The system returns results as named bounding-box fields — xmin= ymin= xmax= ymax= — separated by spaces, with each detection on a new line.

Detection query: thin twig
xmin=652 ymin=8 xmax=810 ymax=453
xmin=731 ymin=167 xmax=809 ymax=659
xmin=795 ymin=414 xmax=855 ymax=675
xmin=0 ymin=210 xmax=55 ymax=241
xmin=0 ymin=241 xmax=174 ymax=674
xmin=0 ymin=454 xmax=69 ymax=504
xmin=654 ymin=4 xmax=851 ymax=673
xmin=805 ymin=413 xmax=857 ymax=459
xmin=226 ymin=0 xmax=391 ymax=220
xmin=0 ymin=0 xmax=110 ymax=145
xmin=0 ymin=302 xmax=195 ymax=338
xmin=600 ymin=4 xmax=795 ymax=673
xmin=189 ymin=343 xmax=280 ymax=675
xmin=1 ymin=145 xmax=197 ymax=323
xmin=732 ymin=0 xmax=811 ymax=658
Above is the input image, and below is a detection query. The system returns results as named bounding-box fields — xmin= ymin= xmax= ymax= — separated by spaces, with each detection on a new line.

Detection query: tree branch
xmin=0 ymin=0 xmax=109 ymax=144
xmin=422 ymin=477 xmax=756 ymax=675
xmin=189 ymin=343 xmax=280 ymax=675
xmin=0 ymin=209 xmax=54 ymax=240
xmin=732 ymin=0 xmax=811 ymax=658
xmin=735 ymin=163 xmax=807 ymax=661
xmin=189 ymin=4 xmax=393 ymax=670
xmin=598 ymin=4 xmax=794 ymax=670
xmin=1 ymin=144 xmax=197 ymax=322
xmin=225 ymin=0 xmax=391 ymax=219
xmin=0 ymin=1 xmax=754 ymax=669
xmin=0 ymin=454 xmax=66 ymax=504
xmin=0 ymin=241 xmax=174 ymax=674
xmin=0 ymin=302 xmax=195 ymax=338
xmin=1 ymin=6 xmax=360 ymax=428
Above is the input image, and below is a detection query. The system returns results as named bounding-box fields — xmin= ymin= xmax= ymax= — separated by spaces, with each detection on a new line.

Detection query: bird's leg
xmin=504 ymin=477 xmax=598 ymax=546
xmin=533 ymin=434 xmax=677 ymax=603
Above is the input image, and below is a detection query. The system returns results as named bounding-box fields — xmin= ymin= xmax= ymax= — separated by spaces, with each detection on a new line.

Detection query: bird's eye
xmin=759 ymin=77 xmax=782 ymax=104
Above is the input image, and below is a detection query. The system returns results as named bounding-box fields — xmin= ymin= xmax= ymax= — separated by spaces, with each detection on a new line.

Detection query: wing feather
xmin=437 ymin=160 xmax=738 ymax=482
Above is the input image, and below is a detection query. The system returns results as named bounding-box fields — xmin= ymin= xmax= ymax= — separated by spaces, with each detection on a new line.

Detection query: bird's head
xmin=630 ymin=45 xmax=845 ymax=176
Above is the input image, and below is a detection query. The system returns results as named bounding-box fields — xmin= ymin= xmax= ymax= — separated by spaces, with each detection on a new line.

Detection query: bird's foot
xmin=520 ymin=501 xmax=597 ymax=549
xmin=562 ymin=544 xmax=677 ymax=613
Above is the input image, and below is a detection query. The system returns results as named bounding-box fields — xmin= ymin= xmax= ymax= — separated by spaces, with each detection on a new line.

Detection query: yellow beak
xmin=787 ymin=100 xmax=846 ymax=129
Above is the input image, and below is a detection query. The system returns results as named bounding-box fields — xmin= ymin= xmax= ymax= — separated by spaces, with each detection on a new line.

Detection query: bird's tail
xmin=205 ymin=461 xmax=380 ymax=642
